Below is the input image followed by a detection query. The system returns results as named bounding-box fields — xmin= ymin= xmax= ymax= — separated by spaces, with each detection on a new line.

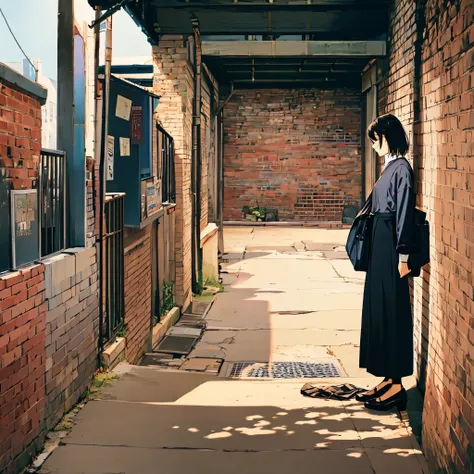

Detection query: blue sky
xmin=0 ymin=0 xmax=151 ymax=80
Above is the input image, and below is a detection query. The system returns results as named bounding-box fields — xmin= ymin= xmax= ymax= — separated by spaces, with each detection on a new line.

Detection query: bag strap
xmin=357 ymin=191 xmax=373 ymax=218
xmin=358 ymin=168 xmax=389 ymax=217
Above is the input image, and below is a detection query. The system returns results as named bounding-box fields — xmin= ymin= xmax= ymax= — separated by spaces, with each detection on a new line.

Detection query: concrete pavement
xmin=40 ymin=227 xmax=430 ymax=474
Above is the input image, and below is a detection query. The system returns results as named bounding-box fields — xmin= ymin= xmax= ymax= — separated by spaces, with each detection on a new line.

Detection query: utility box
xmin=105 ymin=75 xmax=162 ymax=228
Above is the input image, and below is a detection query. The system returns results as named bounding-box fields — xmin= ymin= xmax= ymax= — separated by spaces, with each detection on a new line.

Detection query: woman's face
xmin=371 ymin=132 xmax=390 ymax=157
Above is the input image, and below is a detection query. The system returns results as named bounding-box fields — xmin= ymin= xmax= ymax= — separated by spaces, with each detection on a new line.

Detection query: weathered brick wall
xmin=202 ymin=69 xmax=219 ymax=225
xmin=0 ymin=265 xmax=47 ymax=474
xmin=0 ymin=65 xmax=101 ymax=473
xmin=0 ymin=78 xmax=42 ymax=190
xmin=223 ymin=88 xmax=362 ymax=221
xmin=380 ymin=0 xmax=474 ymax=472
xmin=153 ymin=36 xmax=194 ymax=308
xmin=43 ymin=248 xmax=99 ymax=432
xmin=201 ymin=77 xmax=211 ymax=231
xmin=377 ymin=0 xmax=417 ymax=167
xmin=0 ymin=69 xmax=45 ymax=273
xmin=124 ymin=231 xmax=152 ymax=364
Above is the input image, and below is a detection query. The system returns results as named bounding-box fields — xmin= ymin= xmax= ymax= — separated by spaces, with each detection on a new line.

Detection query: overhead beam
xmin=149 ymin=0 xmax=389 ymax=12
xmin=232 ymin=78 xmax=349 ymax=83
xmin=226 ymin=69 xmax=361 ymax=74
xmin=217 ymin=60 xmax=366 ymax=66
xmin=202 ymin=41 xmax=386 ymax=58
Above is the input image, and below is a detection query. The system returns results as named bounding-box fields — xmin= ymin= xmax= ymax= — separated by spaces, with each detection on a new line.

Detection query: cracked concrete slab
xmin=191 ymin=329 xmax=359 ymax=363
xmin=181 ymin=358 xmax=223 ymax=374
xmin=328 ymin=345 xmax=372 ymax=378
xmin=207 ymin=310 xmax=362 ymax=332
xmin=329 ymin=259 xmax=365 ymax=281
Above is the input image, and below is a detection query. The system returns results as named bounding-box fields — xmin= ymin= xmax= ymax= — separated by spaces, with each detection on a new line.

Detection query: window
xmin=39 ymin=149 xmax=66 ymax=257
xmin=158 ymin=126 xmax=176 ymax=205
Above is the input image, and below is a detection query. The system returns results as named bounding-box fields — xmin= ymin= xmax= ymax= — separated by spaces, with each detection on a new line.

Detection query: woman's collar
xmin=384 ymin=153 xmax=403 ymax=166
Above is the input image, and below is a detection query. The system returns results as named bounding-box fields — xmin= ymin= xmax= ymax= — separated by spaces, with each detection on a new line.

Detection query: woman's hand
xmin=398 ymin=262 xmax=411 ymax=278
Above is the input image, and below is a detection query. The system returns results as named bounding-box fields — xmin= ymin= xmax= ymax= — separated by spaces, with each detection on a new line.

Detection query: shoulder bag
xmin=345 ymin=193 xmax=374 ymax=272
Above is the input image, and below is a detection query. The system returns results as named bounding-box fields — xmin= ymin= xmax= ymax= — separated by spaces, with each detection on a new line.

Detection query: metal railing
xmin=38 ymin=149 xmax=66 ymax=257
xmin=104 ymin=193 xmax=125 ymax=341
xmin=159 ymin=127 xmax=176 ymax=204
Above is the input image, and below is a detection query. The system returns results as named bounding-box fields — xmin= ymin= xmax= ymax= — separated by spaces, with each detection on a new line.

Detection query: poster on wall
xmin=119 ymin=137 xmax=130 ymax=156
xmin=147 ymin=180 xmax=159 ymax=216
xmin=107 ymin=136 xmax=115 ymax=180
xmin=141 ymin=179 xmax=148 ymax=221
xmin=11 ymin=190 xmax=39 ymax=269
xmin=116 ymin=95 xmax=132 ymax=121
xmin=131 ymin=106 xmax=143 ymax=144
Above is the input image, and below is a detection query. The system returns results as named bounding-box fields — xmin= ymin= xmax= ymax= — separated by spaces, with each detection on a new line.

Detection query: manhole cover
xmin=226 ymin=361 xmax=344 ymax=379
xmin=155 ymin=335 xmax=198 ymax=355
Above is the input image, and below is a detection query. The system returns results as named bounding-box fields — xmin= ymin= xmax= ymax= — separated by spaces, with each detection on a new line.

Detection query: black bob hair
xmin=367 ymin=113 xmax=409 ymax=156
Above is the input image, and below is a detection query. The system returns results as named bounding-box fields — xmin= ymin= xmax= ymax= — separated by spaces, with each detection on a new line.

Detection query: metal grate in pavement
xmin=154 ymin=335 xmax=198 ymax=355
xmin=228 ymin=361 xmax=344 ymax=379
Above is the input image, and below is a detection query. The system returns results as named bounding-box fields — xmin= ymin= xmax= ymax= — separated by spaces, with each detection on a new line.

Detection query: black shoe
xmin=364 ymin=388 xmax=407 ymax=411
xmin=355 ymin=383 xmax=392 ymax=402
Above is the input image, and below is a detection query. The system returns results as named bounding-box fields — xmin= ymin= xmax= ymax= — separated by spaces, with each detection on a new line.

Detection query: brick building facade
xmin=123 ymin=229 xmax=152 ymax=364
xmin=0 ymin=65 xmax=100 ymax=473
xmin=153 ymin=36 xmax=220 ymax=303
xmin=379 ymin=0 xmax=474 ymax=472
xmin=152 ymin=38 xmax=195 ymax=309
xmin=223 ymin=88 xmax=362 ymax=222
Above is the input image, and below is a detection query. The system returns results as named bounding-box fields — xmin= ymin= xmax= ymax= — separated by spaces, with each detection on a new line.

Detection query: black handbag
xmin=346 ymin=194 xmax=373 ymax=272
xmin=405 ymin=167 xmax=430 ymax=276
xmin=407 ymin=208 xmax=430 ymax=276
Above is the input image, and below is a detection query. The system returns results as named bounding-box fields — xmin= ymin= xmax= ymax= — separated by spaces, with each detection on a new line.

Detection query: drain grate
xmin=155 ymin=335 xmax=198 ymax=355
xmin=228 ymin=361 xmax=343 ymax=379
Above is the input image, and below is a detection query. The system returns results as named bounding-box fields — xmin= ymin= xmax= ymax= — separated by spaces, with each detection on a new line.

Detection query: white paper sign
xmin=119 ymin=137 xmax=130 ymax=157
xmin=115 ymin=95 xmax=132 ymax=121
xmin=107 ymin=136 xmax=114 ymax=181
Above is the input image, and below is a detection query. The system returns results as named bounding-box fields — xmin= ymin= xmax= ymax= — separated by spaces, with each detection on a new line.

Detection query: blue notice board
xmin=106 ymin=76 xmax=156 ymax=227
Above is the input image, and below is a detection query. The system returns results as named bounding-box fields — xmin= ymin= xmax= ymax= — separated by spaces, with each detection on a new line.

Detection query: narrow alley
xmin=1 ymin=0 xmax=473 ymax=473
xmin=39 ymin=227 xmax=429 ymax=474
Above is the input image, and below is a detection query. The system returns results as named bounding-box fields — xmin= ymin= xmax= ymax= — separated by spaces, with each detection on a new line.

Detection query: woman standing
xmin=356 ymin=114 xmax=416 ymax=411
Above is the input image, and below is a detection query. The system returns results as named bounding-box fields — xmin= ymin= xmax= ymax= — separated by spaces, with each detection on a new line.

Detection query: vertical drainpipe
xmin=215 ymin=84 xmax=235 ymax=255
xmin=98 ymin=16 xmax=113 ymax=360
xmin=93 ymin=8 xmax=104 ymax=362
xmin=216 ymin=111 xmax=224 ymax=255
xmin=192 ymin=19 xmax=202 ymax=294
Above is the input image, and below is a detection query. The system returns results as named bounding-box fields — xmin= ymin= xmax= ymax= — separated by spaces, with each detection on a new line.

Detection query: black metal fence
xmin=104 ymin=193 xmax=125 ymax=341
xmin=159 ymin=127 xmax=176 ymax=204
xmin=39 ymin=149 xmax=66 ymax=257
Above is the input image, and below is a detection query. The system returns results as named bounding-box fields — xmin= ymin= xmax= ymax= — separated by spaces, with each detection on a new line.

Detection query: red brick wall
xmin=0 ymin=265 xmax=47 ymax=474
xmin=153 ymin=36 xmax=194 ymax=308
xmin=223 ymin=88 xmax=362 ymax=222
xmin=0 ymin=80 xmax=42 ymax=190
xmin=124 ymin=231 xmax=152 ymax=364
xmin=380 ymin=0 xmax=474 ymax=472
xmin=0 ymin=69 xmax=101 ymax=473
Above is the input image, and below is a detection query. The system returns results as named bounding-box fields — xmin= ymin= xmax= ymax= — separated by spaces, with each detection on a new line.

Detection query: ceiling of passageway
xmin=122 ymin=0 xmax=389 ymax=87
xmin=127 ymin=0 xmax=389 ymax=38
xmin=204 ymin=56 xmax=371 ymax=88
